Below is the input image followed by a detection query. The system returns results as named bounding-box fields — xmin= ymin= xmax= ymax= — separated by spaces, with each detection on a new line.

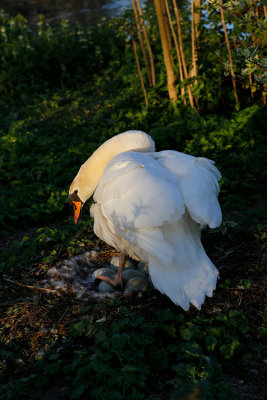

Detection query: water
xmin=0 ymin=0 xmax=140 ymax=27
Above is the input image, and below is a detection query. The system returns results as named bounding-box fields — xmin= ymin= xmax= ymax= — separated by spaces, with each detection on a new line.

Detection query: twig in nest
xmin=58 ymin=308 xmax=68 ymax=323
xmin=216 ymin=249 xmax=234 ymax=263
xmin=94 ymin=239 xmax=101 ymax=249
xmin=3 ymin=277 xmax=61 ymax=296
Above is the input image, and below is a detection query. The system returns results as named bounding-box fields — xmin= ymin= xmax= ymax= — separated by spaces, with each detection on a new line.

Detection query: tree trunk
xmin=153 ymin=0 xmax=178 ymax=101
xmin=220 ymin=3 xmax=239 ymax=104
xmin=131 ymin=30 xmax=148 ymax=106
xmin=164 ymin=0 xmax=186 ymax=104
xmin=172 ymin=0 xmax=195 ymax=108
xmin=254 ymin=0 xmax=259 ymax=23
xmin=194 ymin=0 xmax=201 ymax=43
xmin=136 ymin=0 xmax=156 ymax=86
xmin=191 ymin=0 xmax=201 ymax=77
xmin=131 ymin=0 xmax=152 ymax=86
xmin=249 ymin=73 xmax=254 ymax=99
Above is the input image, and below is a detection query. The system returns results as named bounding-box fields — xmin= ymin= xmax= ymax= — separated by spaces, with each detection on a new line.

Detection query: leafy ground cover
xmin=0 ymin=218 xmax=266 ymax=399
xmin=0 ymin=9 xmax=266 ymax=400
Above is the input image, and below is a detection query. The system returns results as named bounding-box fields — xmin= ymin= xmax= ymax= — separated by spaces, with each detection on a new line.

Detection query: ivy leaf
xmin=161 ymin=324 xmax=177 ymax=338
xmin=244 ymin=49 xmax=250 ymax=58
xmin=261 ymin=71 xmax=267 ymax=83
xmin=254 ymin=74 xmax=261 ymax=82
xmin=180 ymin=327 xmax=192 ymax=341
xmin=206 ymin=335 xmax=217 ymax=352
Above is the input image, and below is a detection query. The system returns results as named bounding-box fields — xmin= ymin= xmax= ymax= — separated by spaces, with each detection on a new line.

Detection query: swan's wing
xmin=93 ymin=152 xmax=185 ymax=264
xmin=155 ymin=151 xmax=222 ymax=228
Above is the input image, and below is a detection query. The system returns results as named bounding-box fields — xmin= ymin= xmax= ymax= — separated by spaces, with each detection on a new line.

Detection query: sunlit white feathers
xmin=69 ymin=130 xmax=222 ymax=310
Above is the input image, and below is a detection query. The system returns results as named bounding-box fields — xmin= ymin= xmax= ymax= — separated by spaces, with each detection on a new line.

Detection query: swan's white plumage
xmin=70 ymin=130 xmax=222 ymax=310
xmin=154 ymin=151 xmax=222 ymax=228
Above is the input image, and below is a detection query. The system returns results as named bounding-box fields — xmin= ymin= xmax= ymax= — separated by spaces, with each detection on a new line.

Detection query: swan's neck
xmin=69 ymin=131 xmax=155 ymax=203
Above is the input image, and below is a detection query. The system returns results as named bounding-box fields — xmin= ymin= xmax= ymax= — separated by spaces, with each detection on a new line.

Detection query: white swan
xmin=69 ymin=130 xmax=222 ymax=310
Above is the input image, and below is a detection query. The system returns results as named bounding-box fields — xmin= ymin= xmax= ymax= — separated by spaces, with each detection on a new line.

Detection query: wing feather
xmin=155 ymin=151 xmax=222 ymax=228
xmin=94 ymin=152 xmax=185 ymax=231
xmin=93 ymin=152 xmax=184 ymax=266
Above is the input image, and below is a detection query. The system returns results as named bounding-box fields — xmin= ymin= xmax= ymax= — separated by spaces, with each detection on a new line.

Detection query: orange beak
xmin=72 ymin=201 xmax=82 ymax=224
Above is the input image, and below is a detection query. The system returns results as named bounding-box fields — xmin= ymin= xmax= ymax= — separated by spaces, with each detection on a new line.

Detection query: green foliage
xmin=206 ymin=0 xmax=267 ymax=94
xmin=0 ymin=11 xmax=126 ymax=102
xmin=184 ymin=105 xmax=266 ymax=196
xmin=0 ymin=219 xmax=94 ymax=276
xmin=1 ymin=307 xmax=247 ymax=399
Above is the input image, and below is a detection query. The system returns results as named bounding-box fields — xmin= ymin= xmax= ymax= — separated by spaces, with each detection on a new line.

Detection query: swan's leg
xmin=95 ymin=253 xmax=128 ymax=288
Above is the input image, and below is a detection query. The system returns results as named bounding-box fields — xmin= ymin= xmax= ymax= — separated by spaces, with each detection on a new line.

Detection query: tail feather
xmin=148 ymin=212 xmax=218 ymax=310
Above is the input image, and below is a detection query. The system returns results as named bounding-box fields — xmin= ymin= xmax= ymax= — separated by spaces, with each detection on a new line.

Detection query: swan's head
xmin=68 ymin=169 xmax=96 ymax=224
xmin=68 ymin=189 xmax=83 ymax=224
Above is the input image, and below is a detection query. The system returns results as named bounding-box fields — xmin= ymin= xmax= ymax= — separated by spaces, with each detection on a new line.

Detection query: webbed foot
xmin=95 ymin=253 xmax=128 ymax=289
xmin=95 ymin=273 xmax=123 ymax=288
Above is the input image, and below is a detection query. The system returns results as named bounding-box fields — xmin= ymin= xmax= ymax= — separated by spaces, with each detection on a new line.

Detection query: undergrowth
xmin=1 ymin=218 xmax=266 ymax=399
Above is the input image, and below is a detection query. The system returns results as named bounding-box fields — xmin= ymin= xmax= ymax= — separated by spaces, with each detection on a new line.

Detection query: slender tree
xmin=172 ymin=0 xmax=195 ymax=108
xmin=249 ymin=73 xmax=254 ymax=98
xmin=191 ymin=0 xmax=201 ymax=78
xmin=130 ymin=29 xmax=148 ymax=106
xmin=194 ymin=0 xmax=201 ymax=44
xmin=136 ymin=0 xmax=156 ymax=86
xmin=191 ymin=0 xmax=197 ymax=78
xmin=250 ymin=13 xmax=256 ymax=99
xmin=131 ymin=0 xmax=152 ymax=86
xmin=153 ymin=0 xmax=178 ymax=101
xmin=191 ymin=1 xmax=200 ymax=109
xmin=164 ymin=0 xmax=186 ymax=103
xmin=220 ymin=1 xmax=239 ymax=104
xmin=255 ymin=1 xmax=259 ymax=18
